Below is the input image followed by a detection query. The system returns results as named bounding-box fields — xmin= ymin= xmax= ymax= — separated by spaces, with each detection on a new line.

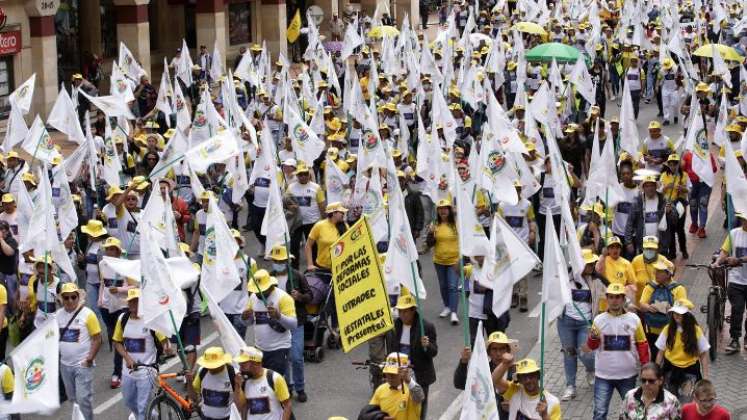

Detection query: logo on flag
xmin=193 ymin=110 xmax=207 ymax=128
xmin=23 ymin=357 xmax=46 ymax=393
xmin=328 ymin=176 xmax=343 ymax=194
xmin=363 ymin=131 xmax=378 ymax=150
xmin=204 ymin=227 xmax=217 ymax=265
xmin=293 ymin=124 xmax=310 ymax=144
xmin=176 ymin=96 xmax=185 ymax=111
xmin=115 ymin=79 xmax=127 ymax=94
xmin=199 ymin=139 xmax=223 ymax=159
xmin=486 ymin=151 xmax=506 ymax=174
xmin=16 ymin=85 xmax=28 ymax=100
xmin=468 ymin=370 xmax=494 ymax=412
xmin=333 ymin=242 xmax=345 ymax=257
xmin=393 ymin=226 xmax=409 ymax=255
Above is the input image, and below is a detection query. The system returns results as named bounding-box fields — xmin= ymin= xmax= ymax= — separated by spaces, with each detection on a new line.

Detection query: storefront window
xmin=0 ymin=57 xmax=14 ymax=119
xmin=101 ymin=0 xmax=118 ymax=58
xmin=228 ymin=2 xmax=252 ymax=45
xmin=56 ymin=0 xmax=81 ymax=82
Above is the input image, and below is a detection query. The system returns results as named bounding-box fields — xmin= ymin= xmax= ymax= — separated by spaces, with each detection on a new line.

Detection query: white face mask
xmin=272 ymin=263 xmax=287 ymax=273
xmin=643 ymin=250 xmax=657 ymax=260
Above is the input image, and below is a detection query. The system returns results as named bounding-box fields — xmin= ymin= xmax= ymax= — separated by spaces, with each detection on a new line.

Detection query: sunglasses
xmin=640 ymin=377 xmax=658 ymax=384
xmin=62 ymin=295 xmax=79 ymax=301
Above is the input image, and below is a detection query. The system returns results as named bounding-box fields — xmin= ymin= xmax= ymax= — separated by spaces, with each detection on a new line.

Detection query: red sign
xmin=0 ymin=31 xmax=21 ymax=56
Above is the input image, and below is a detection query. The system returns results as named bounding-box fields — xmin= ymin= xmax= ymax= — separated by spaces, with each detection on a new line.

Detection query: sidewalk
xmin=526 ymin=183 xmax=747 ymax=419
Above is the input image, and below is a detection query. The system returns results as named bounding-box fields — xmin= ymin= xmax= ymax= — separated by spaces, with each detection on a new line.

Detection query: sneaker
xmin=682 ymin=251 xmax=689 ymax=260
xmin=296 ymin=390 xmax=308 ymax=403
xmin=697 ymin=228 xmax=707 ymax=239
xmin=586 ymin=371 xmax=595 ymax=387
xmin=726 ymin=339 xmax=740 ymax=354
xmin=439 ymin=307 xmax=451 ymax=318
xmin=689 ymin=223 xmax=698 ymax=234
xmin=561 ymin=386 xmax=576 ymax=401
xmin=110 ymin=375 xmax=121 ymax=389
xmin=450 ymin=312 xmax=459 ymax=325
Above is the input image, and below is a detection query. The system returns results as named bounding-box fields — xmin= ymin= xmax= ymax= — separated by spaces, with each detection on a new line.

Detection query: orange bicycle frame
xmin=157 ymin=373 xmax=193 ymax=412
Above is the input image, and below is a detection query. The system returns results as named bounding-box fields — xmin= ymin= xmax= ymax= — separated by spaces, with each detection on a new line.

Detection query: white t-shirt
xmin=643 ymin=197 xmax=659 ymax=237
xmin=612 ymin=185 xmax=639 ymax=236
xmin=56 ymin=306 xmax=101 ymax=367
xmin=287 ymin=181 xmax=322 ymax=225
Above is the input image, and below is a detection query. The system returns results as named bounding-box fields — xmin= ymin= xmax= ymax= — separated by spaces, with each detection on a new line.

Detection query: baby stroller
xmin=303 ymin=270 xmax=341 ymax=363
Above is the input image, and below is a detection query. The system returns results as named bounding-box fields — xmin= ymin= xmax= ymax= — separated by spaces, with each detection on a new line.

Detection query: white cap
xmin=282 ymin=158 xmax=298 ymax=167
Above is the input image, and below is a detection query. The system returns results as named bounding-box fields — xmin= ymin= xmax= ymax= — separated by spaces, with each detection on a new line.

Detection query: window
xmin=228 ymin=2 xmax=252 ymax=45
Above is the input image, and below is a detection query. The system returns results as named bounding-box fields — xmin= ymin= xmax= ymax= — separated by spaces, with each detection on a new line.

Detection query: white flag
xmin=210 ymin=40 xmax=225 ymax=82
xmin=185 ymin=130 xmax=239 ymax=173
xmin=585 ymin=120 xmax=624 ymax=206
xmin=285 ymin=105 xmax=325 ymax=166
xmin=227 ymin=147 xmax=249 ymax=205
xmin=2 ymin=107 xmax=28 ymax=152
xmin=619 ymin=81 xmax=640 ymax=156
xmin=20 ymin=116 xmax=60 ymax=164
xmin=340 ymin=17 xmax=364 ymax=61
xmin=479 ymin=214 xmax=539 ymax=318
xmin=118 ymin=42 xmax=147 ymax=81
xmin=150 ymin=128 xmax=188 ymax=179
xmin=361 ymin=169 xmax=388 ymax=243
xmin=711 ymin=43 xmax=732 ymax=88
xmin=203 ymin=287 xmax=245 ymax=357
xmin=202 ymin=196 xmax=241 ymax=302
xmin=477 ymin=130 xmax=519 ymax=206
xmin=48 ymin=86 xmax=85 ymax=144
xmin=529 ymin=211 xmax=572 ymax=323
xmin=456 ymin=172 xmax=490 ymax=257
xmin=51 ymin=165 xmax=79 ymax=241
xmin=155 ymin=70 xmax=173 ymax=125
xmin=569 ymin=58 xmax=595 ymax=104
xmin=110 ymin=63 xmax=136 ymax=103
xmin=176 ymin=39 xmax=194 ymax=87
xmin=260 ymin=171 xmax=290 ymax=258
xmin=684 ymin=100 xmax=715 ymax=187
xmin=174 ymin=79 xmax=192 ymax=131
xmin=8 ymin=73 xmax=35 ymax=115
xmin=78 ymin=90 xmax=136 ymax=119
xmin=0 ymin=318 xmax=60 ymax=414
xmin=459 ymin=322 xmax=499 ymax=420
xmin=325 ymin=156 xmax=349 ymax=204
xmin=724 ymin=139 xmax=747 ymax=216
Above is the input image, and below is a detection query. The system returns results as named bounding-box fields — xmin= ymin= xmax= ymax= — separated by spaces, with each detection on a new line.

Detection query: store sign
xmin=0 ymin=31 xmax=21 ymax=56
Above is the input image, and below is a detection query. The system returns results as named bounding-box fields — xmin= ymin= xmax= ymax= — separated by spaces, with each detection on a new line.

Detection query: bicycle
xmin=684 ymin=262 xmax=731 ymax=361
xmin=132 ymin=363 xmax=196 ymax=420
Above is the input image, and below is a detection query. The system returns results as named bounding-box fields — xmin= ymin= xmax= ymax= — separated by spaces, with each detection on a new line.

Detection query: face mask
xmin=272 ymin=263 xmax=287 ymax=272
xmin=643 ymin=250 xmax=657 ymax=261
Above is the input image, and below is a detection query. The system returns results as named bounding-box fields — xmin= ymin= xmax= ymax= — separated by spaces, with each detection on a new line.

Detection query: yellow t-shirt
xmin=0 ymin=364 xmax=12 ymax=394
xmin=657 ymin=324 xmax=708 ymax=368
xmin=369 ymin=382 xmax=422 ymax=420
xmin=630 ymin=255 xmax=670 ymax=304
xmin=503 ymin=382 xmax=562 ymax=420
xmin=602 ymin=256 xmax=637 ymax=287
xmin=308 ymin=219 xmax=342 ymax=269
xmin=640 ymin=282 xmax=688 ymax=334
xmin=659 ymin=172 xmax=688 ymax=201
xmin=0 ymin=284 xmax=7 ymax=328
xmin=433 ymin=223 xmax=459 ymax=265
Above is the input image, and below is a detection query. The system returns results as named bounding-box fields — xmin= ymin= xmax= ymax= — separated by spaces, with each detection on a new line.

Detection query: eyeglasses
xmin=640 ymin=378 xmax=658 ymax=384
xmin=62 ymin=295 xmax=78 ymax=301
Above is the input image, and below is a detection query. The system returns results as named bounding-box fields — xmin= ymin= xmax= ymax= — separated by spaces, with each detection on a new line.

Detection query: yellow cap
xmin=696 ymin=82 xmax=709 ymax=92
xmin=294 ymin=162 xmax=311 ymax=175
xmin=606 ymin=283 xmax=626 ymax=295
xmin=247 ymin=269 xmax=278 ymax=294
xmin=129 ymin=176 xmax=150 ymax=191
xmin=395 ymin=294 xmax=417 ymax=310
xmin=652 ymin=258 xmax=674 ymax=274
xmin=127 ymin=288 xmax=141 ymax=301
xmin=103 ymin=237 xmax=123 ymax=250
xmin=515 ymin=358 xmax=541 ymax=375
xmin=81 ymin=219 xmax=108 ymax=238
xmin=436 ymin=198 xmax=452 ymax=208
xmin=1 ymin=193 xmax=14 ymax=204
xmin=106 ymin=185 xmax=124 ymax=200
xmin=392 ymin=148 xmax=403 ymax=158
xmin=642 ymin=235 xmax=659 ymax=249
xmin=648 ymin=120 xmax=662 ymax=129
xmin=606 ymin=236 xmax=622 ymax=247
xmin=325 ymin=202 xmax=348 ymax=214
xmin=667 ymin=153 xmax=680 ymax=162
xmin=234 ymin=346 xmax=263 ymax=363
xmin=382 ymin=352 xmax=409 ymax=374
xmin=21 ymin=172 xmax=36 ymax=185
xmin=270 ymin=245 xmax=292 ymax=261
xmin=230 ymin=229 xmax=242 ymax=240
xmin=5 ymin=151 xmax=18 ymax=160
xmin=196 ymin=347 xmax=233 ymax=369
xmin=179 ymin=242 xmax=193 ymax=256
xmin=641 ymin=175 xmax=658 ymax=184
xmin=727 ymin=123 xmax=743 ymax=133
xmin=199 ymin=190 xmax=213 ymax=201
xmin=33 ymin=253 xmax=54 ymax=266
xmin=60 ymin=282 xmax=80 ymax=295
xmin=582 ymin=248 xmax=599 ymax=264
xmin=486 ymin=331 xmax=512 ymax=346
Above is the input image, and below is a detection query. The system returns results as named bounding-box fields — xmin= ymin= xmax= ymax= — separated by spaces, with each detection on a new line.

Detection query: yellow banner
xmin=331 ymin=217 xmax=393 ymax=352
xmin=287 ymin=9 xmax=301 ymax=43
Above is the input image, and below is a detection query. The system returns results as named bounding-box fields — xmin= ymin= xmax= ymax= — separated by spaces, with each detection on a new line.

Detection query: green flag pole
xmin=240 ymin=253 xmax=267 ymax=306
xmin=458 ymin=256 xmax=470 ymax=348
xmin=42 ymin=251 xmax=50 ymax=314
xmin=409 ymin=262 xmax=426 ymax=337
xmin=168 ymin=309 xmax=190 ymax=371
xmin=284 ymin=234 xmax=295 ymax=290
xmin=540 ymin=302 xmax=546 ymax=392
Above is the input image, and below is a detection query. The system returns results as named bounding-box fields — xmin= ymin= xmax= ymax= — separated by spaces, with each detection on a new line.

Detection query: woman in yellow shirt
xmin=426 ymin=199 xmax=460 ymax=325
xmin=654 ymin=299 xmax=709 ymax=400
xmin=659 ymin=153 xmax=689 ymax=260
xmin=305 ymin=202 xmax=349 ymax=274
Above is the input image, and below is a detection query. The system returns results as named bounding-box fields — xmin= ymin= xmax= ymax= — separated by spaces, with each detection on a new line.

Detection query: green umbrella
xmin=525 ymin=42 xmax=585 ymax=64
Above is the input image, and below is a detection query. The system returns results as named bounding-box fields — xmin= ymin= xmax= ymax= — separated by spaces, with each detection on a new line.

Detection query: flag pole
xmin=240 ymin=253 xmax=268 ymax=306
xmin=42 ymin=251 xmax=50 ymax=314
xmin=539 ymin=301 xmax=546 ymax=392
xmin=458 ymin=256 xmax=470 ymax=348
xmin=168 ymin=309 xmax=190 ymax=371
xmin=409 ymin=262 xmax=426 ymax=337
xmin=284 ymin=233 xmax=295 ymax=290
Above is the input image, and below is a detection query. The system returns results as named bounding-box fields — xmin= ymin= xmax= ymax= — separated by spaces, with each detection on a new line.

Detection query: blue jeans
xmin=2 ymin=273 xmax=17 ymax=315
xmin=85 ymin=283 xmax=103 ymax=322
xmin=557 ymin=313 xmax=595 ymax=387
xmin=122 ymin=373 xmax=154 ymax=420
xmin=60 ymin=364 xmax=94 ymax=420
xmin=689 ymin=181 xmax=711 ymax=228
xmin=593 ymin=375 xmax=637 ymax=420
xmin=287 ymin=324 xmax=305 ymax=392
xmin=226 ymin=314 xmax=248 ymax=339
xmin=434 ymin=263 xmax=459 ymax=313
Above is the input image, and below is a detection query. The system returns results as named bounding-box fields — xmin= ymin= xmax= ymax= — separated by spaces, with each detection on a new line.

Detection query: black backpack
xmin=119 ymin=311 xmax=164 ymax=361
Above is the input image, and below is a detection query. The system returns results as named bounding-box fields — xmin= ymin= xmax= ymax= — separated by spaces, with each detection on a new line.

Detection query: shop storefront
xmin=0 ymin=26 xmax=21 ymax=119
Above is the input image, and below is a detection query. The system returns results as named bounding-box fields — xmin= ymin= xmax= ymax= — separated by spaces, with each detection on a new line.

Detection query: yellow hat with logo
xmin=515 ymin=358 xmax=541 ymax=375
xmin=127 ymin=288 xmax=141 ymax=301
xmin=196 ymin=347 xmax=233 ymax=369
xmin=605 ymin=283 xmax=626 ymax=295
xmin=395 ymin=294 xmax=417 ymax=310
xmin=21 ymin=172 xmax=36 ymax=185
xmin=270 ymin=245 xmax=292 ymax=261
xmin=103 ymin=237 xmax=123 ymax=251
xmin=60 ymin=282 xmax=80 ymax=295
xmin=1 ymin=193 xmax=14 ymax=204
xmin=648 ymin=120 xmax=662 ymax=130
xmin=325 ymin=202 xmax=348 ymax=214
xmin=642 ymin=235 xmax=659 ymax=249
xmin=294 ymin=162 xmax=311 ymax=175
xmin=652 ymin=258 xmax=674 ymax=274
xmin=382 ymin=352 xmax=409 ymax=374
xmin=487 ymin=331 xmax=512 ymax=347
xmin=247 ymin=269 xmax=278 ymax=294
xmin=606 ymin=236 xmax=622 ymax=247
xmin=234 ymin=346 xmax=263 ymax=363
xmin=81 ymin=219 xmax=108 ymax=237
xmin=436 ymin=198 xmax=452 ymax=208
xmin=582 ymin=248 xmax=599 ymax=264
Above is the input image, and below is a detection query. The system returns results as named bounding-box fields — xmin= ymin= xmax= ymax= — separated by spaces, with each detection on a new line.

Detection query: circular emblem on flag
xmin=293 ymin=123 xmax=310 ymax=144
xmin=193 ymin=110 xmax=207 ymax=128
xmin=158 ymin=294 xmax=170 ymax=305
xmin=116 ymin=79 xmax=128 ymax=94
xmin=23 ymin=357 xmax=46 ymax=393
xmin=328 ymin=176 xmax=343 ymax=194
xmin=393 ymin=226 xmax=409 ymax=254
xmin=363 ymin=191 xmax=380 ymax=213
xmin=204 ymin=227 xmax=216 ymax=266
xmin=332 ymin=242 xmax=344 ymax=257
xmin=487 ymin=150 xmax=506 ymax=175
xmin=17 ymin=85 xmax=28 ymax=99
xmin=176 ymin=96 xmax=185 ymax=111
xmin=363 ymin=131 xmax=378 ymax=150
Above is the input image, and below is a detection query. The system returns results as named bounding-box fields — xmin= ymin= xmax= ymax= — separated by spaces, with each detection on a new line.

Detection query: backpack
xmin=198 ymin=364 xmax=236 ymax=391
xmin=644 ymin=282 xmax=680 ymax=329
xmin=119 ymin=311 xmax=164 ymax=361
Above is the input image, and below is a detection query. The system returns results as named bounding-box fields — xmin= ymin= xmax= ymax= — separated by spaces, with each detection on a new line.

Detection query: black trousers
xmin=290 ymin=223 xmax=314 ymax=269
xmin=631 ymin=89 xmax=641 ymax=119
xmin=667 ymin=203 xmax=688 ymax=259
xmin=535 ymin=213 xmax=561 ymax=259
xmin=727 ymin=283 xmax=747 ymax=340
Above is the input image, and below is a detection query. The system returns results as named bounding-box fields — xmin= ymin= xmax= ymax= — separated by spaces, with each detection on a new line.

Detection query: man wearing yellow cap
xmin=1 ymin=151 xmax=25 ymax=195
xmin=287 ymin=163 xmax=325 ymax=269
xmin=640 ymin=120 xmax=674 ymax=172
xmin=624 ymin=175 xmax=675 ymax=256
xmin=361 ymin=352 xmax=424 ymax=420
xmin=586 ymin=283 xmax=650 ymax=420
xmin=233 ymin=346 xmax=293 ymax=420
xmin=638 ymin=259 xmax=687 ymax=360
xmin=0 ymin=193 xmax=20 ymax=246
xmin=492 ymin=354 xmax=561 ymax=420
xmin=57 ymin=282 xmax=102 ymax=420
xmin=191 ymin=347 xmax=236 ymax=420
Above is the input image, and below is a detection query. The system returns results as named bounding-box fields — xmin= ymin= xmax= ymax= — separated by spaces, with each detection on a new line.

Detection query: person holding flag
xmin=492 ymin=355 xmax=562 ymax=420
xmin=499 ymin=181 xmax=538 ymax=312
xmin=359 ymin=352 xmax=425 ymax=420
xmin=288 ymin=162 xmax=326 ymax=270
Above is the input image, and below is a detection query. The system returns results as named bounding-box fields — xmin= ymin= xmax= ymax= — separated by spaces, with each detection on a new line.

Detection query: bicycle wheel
xmin=707 ymin=292 xmax=719 ymax=362
xmin=145 ymin=393 xmax=187 ymax=420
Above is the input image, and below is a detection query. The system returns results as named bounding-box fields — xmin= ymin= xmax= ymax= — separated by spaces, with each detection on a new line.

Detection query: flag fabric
xmin=155 ymin=70 xmax=173 ymax=126
xmin=138 ymin=224 xmax=187 ymax=336
xmin=48 ymin=86 xmax=85 ymax=144
xmin=724 ymin=139 xmax=747 ymax=216
xmin=684 ymin=99 xmax=715 ymax=187
xmin=227 ymin=146 xmax=249 ymax=204
xmin=210 ymin=39 xmax=225 ymax=82
xmin=340 ymin=17 xmax=364 ymax=61
xmin=176 ymin=39 xmax=194 ymax=87
xmin=203 ymin=287 xmax=246 ymax=358
xmin=51 ymin=165 xmax=79 ymax=241
xmin=0 ymin=317 xmax=60 ymax=414
xmin=202 ymin=196 xmax=241 ymax=302
xmin=285 ymin=105 xmax=325 ymax=165
xmin=325 ymin=156 xmax=349 ymax=204
xmin=118 ymin=42 xmax=147 ymax=81
xmin=530 ymin=211 xmax=572 ymax=324
xmin=20 ymin=116 xmax=59 ymax=164
xmin=455 ymin=172 xmax=490 ymax=257
xmin=8 ymin=74 xmax=36 ymax=115
xmin=110 ymin=63 xmax=136 ymax=103
xmin=185 ymin=130 xmax=239 ymax=173
xmin=711 ymin=43 xmax=732 ymax=88
xmin=569 ymin=58 xmax=595 ymax=104
xmin=2 ymin=107 xmax=28 ymax=152
xmin=477 ymin=129 xmax=519 ymax=206
xmin=260 ymin=170 xmax=290 ymax=259
xmin=78 ymin=90 xmax=136 ymax=119
xmin=287 ymin=9 xmax=302 ymax=43
xmin=360 ymin=168 xmax=388 ymax=243
xmin=459 ymin=322 xmax=499 ymax=420
xmin=619 ymin=81 xmax=640 ymax=156
xmin=585 ymin=120 xmax=624 ymax=206
xmin=479 ymin=214 xmax=539 ymax=318
xmin=174 ymin=79 xmax=192 ymax=131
